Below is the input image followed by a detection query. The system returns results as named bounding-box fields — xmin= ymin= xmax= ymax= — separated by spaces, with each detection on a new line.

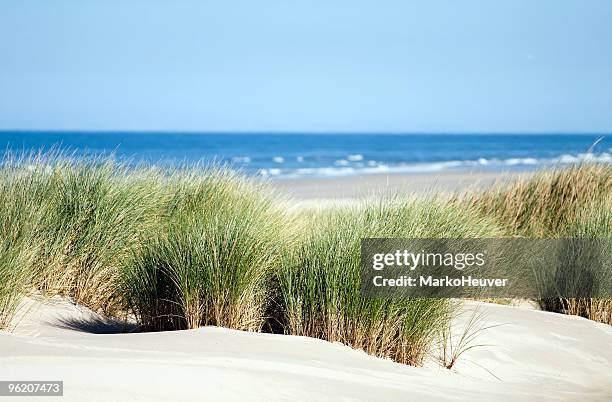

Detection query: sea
xmin=0 ymin=132 xmax=610 ymax=179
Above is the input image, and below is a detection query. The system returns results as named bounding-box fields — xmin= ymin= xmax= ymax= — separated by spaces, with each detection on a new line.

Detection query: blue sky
xmin=1 ymin=0 xmax=611 ymax=133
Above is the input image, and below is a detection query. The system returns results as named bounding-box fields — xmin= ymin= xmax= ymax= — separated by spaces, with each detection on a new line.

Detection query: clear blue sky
xmin=1 ymin=0 xmax=611 ymax=133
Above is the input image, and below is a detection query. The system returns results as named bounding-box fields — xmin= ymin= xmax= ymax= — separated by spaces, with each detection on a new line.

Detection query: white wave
xmin=284 ymin=162 xmax=461 ymax=178
xmin=266 ymin=151 xmax=610 ymax=179
xmin=258 ymin=168 xmax=282 ymax=177
xmin=279 ymin=167 xmax=356 ymax=179
xmin=231 ymin=156 xmax=251 ymax=163
xmin=363 ymin=164 xmax=390 ymax=174
xmin=504 ymin=157 xmax=538 ymax=166
xmin=347 ymin=154 xmax=363 ymax=162
xmin=555 ymin=154 xmax=579 ymax=164
xmin=308 ymin=167 xmax=355 ymax=177
xmin=296 ymin=156 xmax=304 ymax=162
xmin=369 ymin=161 xmax=464 ymax=174
xmin=553 ymin=152 xmax=611 ymax=164
xmin=272 ymin=156 xmax=284 ymax=163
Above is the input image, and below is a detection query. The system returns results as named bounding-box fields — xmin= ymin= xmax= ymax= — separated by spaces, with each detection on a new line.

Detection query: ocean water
xmin=0 ymin=132 xmax=610 ymax=179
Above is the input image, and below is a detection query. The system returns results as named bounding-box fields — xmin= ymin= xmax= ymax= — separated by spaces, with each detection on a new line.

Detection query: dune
xmin=1 ymin=298 xmax=611 ymax=401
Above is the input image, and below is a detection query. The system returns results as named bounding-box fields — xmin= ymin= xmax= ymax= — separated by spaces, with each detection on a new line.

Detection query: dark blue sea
xmin=0 ymin=132 xmax=609 ymax=179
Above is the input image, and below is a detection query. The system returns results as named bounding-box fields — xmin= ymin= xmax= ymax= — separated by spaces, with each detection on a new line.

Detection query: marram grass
xmin=0 ymin=155 xmax=289 ymax=331
xmin=544 ymin=198 xmax=612 ymax=324
xmin=464 ymin=164 xmax=611 ymax=237
xmin=464 ymin=164 xmax=612 ymax=325
xmin=0 ymin=154 xmax=610 ymax=364
xmin=31 ymin=161 xmax=165 ymax=314
xmin=0 ymin=155 xmax=166 ymax=316
xmin=277 ymin=198 xmax=503 ymax=365
xmin=0 ymin=156 xmax=49 ymax=328
xmin=122 ymin=170 xmax=287 ymax=332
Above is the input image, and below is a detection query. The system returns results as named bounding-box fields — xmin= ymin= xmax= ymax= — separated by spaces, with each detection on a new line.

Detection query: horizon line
xmin=0 ymin=129 xmax=609 ymax=136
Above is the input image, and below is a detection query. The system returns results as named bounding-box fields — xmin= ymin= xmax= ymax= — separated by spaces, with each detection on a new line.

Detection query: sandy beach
xmin=2 ymin=298 xmax=611 ymax=402
xmin=269 ymin=170 xmax=529 ymax=200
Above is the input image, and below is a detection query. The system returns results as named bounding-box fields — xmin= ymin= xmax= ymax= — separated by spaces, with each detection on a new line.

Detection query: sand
xmin=268 ymin=170 xmax=529 ymax=200
xmin=1 ymin=298 xmax=611 ymax=401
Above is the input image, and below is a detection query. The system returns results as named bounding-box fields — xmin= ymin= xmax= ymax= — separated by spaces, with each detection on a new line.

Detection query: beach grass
xmin=2 ymin=155 xmax=166 ymax=315
xmin=0 ymin=153 xmax=609 ymax=357
xmin=465 ymin=164 xmax=612 ymax=324
xmin=123 ymin=171 xmax=286 ymax=331
xmin=0 ymin=155 xmax=289 ymax=332
xmin=277 ymin=198 xmax=503 ymax=365
xmin=0 ymin=209 xmax=33 ymax=329
xmin=542 ymin=198 xmax=612 ymax=324
xmin=0 ymin=156 xmax=47 ymax=328
xmin=32 ymin=162 xmax=164 ymax=314
xmin=465 ymin=164 xmax=611 ymax=237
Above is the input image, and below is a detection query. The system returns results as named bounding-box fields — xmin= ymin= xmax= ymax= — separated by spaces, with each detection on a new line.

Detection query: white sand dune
xmin=1 ymin=298 xmax=611 ymax=401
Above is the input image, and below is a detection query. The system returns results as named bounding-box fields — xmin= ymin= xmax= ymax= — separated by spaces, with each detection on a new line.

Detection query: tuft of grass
xmin=0 ymin=153 xmax=167 ymax=318
xmin=0 ymin=231 xmax=32 ymax=330
xmin=277 ymin=197 xmax=503 ymax=366
xmin=31 ymin=161 xmax=164 ymax=314
xmin=0 ymin=156 xmax=47 ymax=329
xmin=436 ymin=306 xmax=499 ymax=373
xmin=123 ymin=171 xmax=286 ymax=332
xmin=0 ymin=154 xmax=288 ymax=331
xmin=464 ymin=164 xmax=611 ymax=237
xmin=464 ymin=164 xmax=612 ymax=325
xmin=545 ymin=198 xmax=612 ymax=325
xmin=565 ymin=198 xmax=612 ymax=238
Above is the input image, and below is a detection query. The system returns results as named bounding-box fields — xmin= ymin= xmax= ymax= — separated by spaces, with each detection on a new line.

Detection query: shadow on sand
xmin=52 ymin=316 xmax=139 ymax=334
